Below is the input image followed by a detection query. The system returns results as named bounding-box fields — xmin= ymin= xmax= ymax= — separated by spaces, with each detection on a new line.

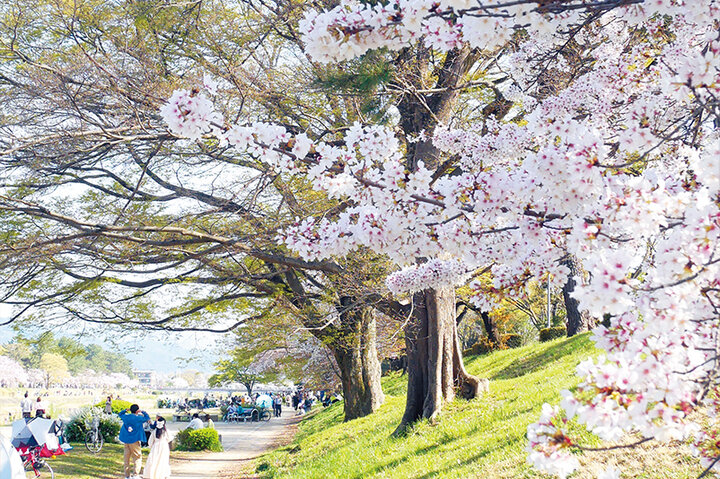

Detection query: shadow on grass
xmin=490 ymin=334 xmax=591 ymax=380
xmin=414 ymin=436 xmax=517 ymax=479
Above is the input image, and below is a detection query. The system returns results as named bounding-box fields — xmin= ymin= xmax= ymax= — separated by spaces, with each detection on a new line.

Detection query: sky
xmin=0 ymin=303 xmax=222 ymax=374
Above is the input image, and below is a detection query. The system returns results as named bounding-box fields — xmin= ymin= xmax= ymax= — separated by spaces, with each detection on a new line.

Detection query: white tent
xmin=11 ymin=418 xmax=59 ymax=450
xmin=255 ymin=394 xmax=273 ymax=409
xmin=0 ymin=433 xmax=25 ymax=479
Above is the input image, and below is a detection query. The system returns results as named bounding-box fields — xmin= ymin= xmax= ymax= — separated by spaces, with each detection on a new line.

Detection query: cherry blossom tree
xmin=0 ymin=355 xmax=28 ymax=387
xmin=161 ymin=0 xmax=719 ymax=475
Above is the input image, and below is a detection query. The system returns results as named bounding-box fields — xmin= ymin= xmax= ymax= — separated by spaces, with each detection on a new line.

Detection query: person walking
xmin=119 ymin=404 xmax=150 ymax=479
xmin=273 ymin=394 xmax=282 ymax=417
xmin=143 ymin=416 xmax=171 ymax=479
xmin=34 ymin=397 xmax=47 ymax=418
xmin=20 ymin=392 xmax=32 ymax=419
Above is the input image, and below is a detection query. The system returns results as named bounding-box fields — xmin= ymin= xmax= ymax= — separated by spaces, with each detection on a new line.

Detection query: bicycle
xmin=84 ymin=416 xmax=104 ymax=453
xmin=21 ymin=446 xmax=55 ymax=478
xmin=258 ymin=408 xmax=271 ymax=422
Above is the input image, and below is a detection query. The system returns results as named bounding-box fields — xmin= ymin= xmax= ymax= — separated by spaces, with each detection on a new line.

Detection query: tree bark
xmin=395 ymin=286 xmax=484 ymax=433
xmin=328 ymin=298 xmax=385 ymax=421
xmin=331 ymin=308 xmax=385 ymax=421
xmin=562 ymin=257 xmax=591 ymax=336
xmin=280 ymin=271 xmax=384 ymax=421
xmin=244 ymin=381 xmax=254 ymax=396
xmin=480 ymin=311 xmax=500 ymax=344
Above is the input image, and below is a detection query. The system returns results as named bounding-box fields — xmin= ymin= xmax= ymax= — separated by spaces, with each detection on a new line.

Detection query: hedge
xmin=174 ymin=427 xmax=223 ymax=452
xmin=93 ymin=399 xmax=133 ymax=414
xmin=500 ymin=334 xmax=522 ymax=349
xmin=65 ymin=407 xmax=122 ymax=442
xmin=539 ymin=326 xmax=567 ymax=342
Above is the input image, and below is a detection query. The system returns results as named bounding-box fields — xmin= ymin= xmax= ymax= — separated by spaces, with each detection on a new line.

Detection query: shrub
xmin=539 ymin=327 xmax=567 ymax=342
xmin=463 ymin=337 xmax=496 ymax=356
xmin=174 ymin=427 xmax=223 ymax=452
xmin=501 ymin=334 xmax=522 ymax=349
xmin=93 ymin=399 xmax=133 ymax=414
xmin=65 ymin=406 xmax=122 ymax=442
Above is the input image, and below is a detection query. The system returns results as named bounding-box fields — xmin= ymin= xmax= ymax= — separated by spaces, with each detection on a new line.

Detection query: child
xmin=143 ymin=416 xmax=171 ymax=479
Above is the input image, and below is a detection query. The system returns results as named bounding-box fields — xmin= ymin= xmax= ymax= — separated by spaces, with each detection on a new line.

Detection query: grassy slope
xmin=256 ymin=334 xmax=702 ymax=479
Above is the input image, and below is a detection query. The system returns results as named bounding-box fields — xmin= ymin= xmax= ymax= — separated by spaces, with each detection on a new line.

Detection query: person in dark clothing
xmin=273 ymin=395 xmax=282 ymax=417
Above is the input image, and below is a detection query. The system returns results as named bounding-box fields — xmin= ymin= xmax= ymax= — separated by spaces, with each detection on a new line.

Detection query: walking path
xmin=167 ymin=411 xmax=299 ymax=479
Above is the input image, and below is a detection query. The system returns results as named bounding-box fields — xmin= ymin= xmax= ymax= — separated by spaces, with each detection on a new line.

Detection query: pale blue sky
xmin=0 ymin=323 xmax=219 ymax=374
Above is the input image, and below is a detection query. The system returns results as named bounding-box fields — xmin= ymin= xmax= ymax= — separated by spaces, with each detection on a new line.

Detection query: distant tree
xmin=39 ymin=352 xmax=69 ymax=388
xmin=104 ymin=352 xmax=134 ymax=377
xmin=0 ymin=355 xmax=28 ymax=387
xmin=0 ymin=342 xmax=33 ymax=369
xmin=209 ymin=347 xmax=279 ymax=396
xmin=57 ymin=337 xmax=90 ymax=374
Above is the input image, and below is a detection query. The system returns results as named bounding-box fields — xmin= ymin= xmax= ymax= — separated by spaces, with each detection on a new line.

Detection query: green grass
xmin=255 ymin=334 xmax=703 ymax=479
xmin=50 ymin=442 xmax=129 ymax=479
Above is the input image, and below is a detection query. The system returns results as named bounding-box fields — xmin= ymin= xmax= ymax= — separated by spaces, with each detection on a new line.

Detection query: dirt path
xmin=167 ymin=411 xmax=300 ymax=479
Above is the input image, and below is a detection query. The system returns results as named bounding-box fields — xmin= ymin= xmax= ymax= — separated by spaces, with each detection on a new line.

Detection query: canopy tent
xmin=0 ymin=434 xmax=25 ymax=479
xmin=255 ymin=394 xmax=272 ymax=409
xmin=10 ymin=418 xmax=63 ymax=457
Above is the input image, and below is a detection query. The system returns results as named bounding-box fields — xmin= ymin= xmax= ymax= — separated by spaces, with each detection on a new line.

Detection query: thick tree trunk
xmin=280 ymin=271 xmax=384 ymax=422
xmin=396 ymin=286 xmax=485 ymax=433
xmin=329 ymin=299 xmax=385 ymax=421
xmin=562 ymin=257 xmax=591 ymax=336
xmin=480 ymin=311 xmax=500 ymax=344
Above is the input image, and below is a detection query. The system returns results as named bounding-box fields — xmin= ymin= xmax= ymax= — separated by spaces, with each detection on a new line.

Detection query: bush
xmin=500 ymin=334 xmax=522 ymax=349
xmin=65 ymin=407 xmax=122 ymax=442
xmin=539 ymin=327 xmax=567 ymax=342
xmin=93 ymin=399 xmax=133 ymax=414
xmin=174 ymin=427 xmax=223 ymax=452
xmin=463 ymin=337 xmax=496 ymax=356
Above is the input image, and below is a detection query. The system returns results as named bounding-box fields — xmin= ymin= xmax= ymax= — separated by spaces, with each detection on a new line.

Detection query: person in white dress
xmin=143 ymin=416 xmax=171 ymax=479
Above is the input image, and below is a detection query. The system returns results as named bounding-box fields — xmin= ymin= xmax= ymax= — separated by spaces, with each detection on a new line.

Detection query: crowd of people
xmin=157 ymin=395 xmax=220 ymax=410
xmin=13 ymin=386 xmax=343 ymax=479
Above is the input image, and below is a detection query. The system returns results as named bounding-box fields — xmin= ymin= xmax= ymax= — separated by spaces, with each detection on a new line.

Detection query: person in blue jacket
xmin=119 ymin=404 xmax=150 ymax=479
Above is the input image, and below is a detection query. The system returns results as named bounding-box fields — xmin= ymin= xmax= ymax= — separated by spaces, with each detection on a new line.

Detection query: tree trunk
xmin=480 ymin=311 xmax=500 ymax=344
xmin=562 ymin=257 xmax=591 ymax=336
xmin=329 ymin=299 xmax=385 ymax=421
xmin=280 ymin=271 xmax=384 ymax=421
xmin=396 ymin=286 xmax=484 ymax=433
xmin=244 ymin=381 xmax=254 ymax=396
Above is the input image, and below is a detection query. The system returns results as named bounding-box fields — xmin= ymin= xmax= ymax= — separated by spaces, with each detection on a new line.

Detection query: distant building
xmin=133 ymin=370 xmax=157 ymax=388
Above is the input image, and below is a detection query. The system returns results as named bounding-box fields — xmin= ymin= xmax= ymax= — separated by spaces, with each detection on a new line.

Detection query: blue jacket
xmin=118 ymin=410 xmax=150 ymax=444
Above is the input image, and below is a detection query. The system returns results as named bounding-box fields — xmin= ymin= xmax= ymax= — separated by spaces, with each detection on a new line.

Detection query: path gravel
xmin=167 ymin=411 xmax=298 ymax=479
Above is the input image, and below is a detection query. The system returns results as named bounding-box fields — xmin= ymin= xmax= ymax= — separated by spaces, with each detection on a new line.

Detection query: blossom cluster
xmin=385 ymin=259 xmax=469 ymax=295
xmin=526 ymin=404 xmax=579 ymax=479
xmin=298 ymin=0 xmax=719 ymax=64
xmin=159 ymin=89 xmax=221 ymax=140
